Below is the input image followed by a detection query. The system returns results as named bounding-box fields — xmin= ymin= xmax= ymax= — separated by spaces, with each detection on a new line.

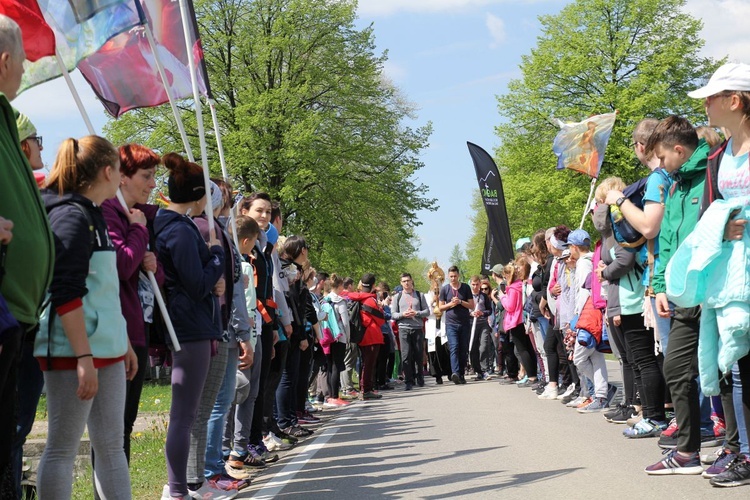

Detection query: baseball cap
xmin=560 ymin=249 xmax=571 ymax=260
xmin=490 ymin=264 xmax=504 ymax=275
xmin=688 ymin=63 xmax=750 ymax=99
xmin=360 ymin=273 xmax=376 ymax=287
xmin=515 ymin=237 xmax=531 ymax=251
xmin=567 ymin=229 xmax=591 ymax=247
xmin=265 ymin=222 xmax=279 ymax=245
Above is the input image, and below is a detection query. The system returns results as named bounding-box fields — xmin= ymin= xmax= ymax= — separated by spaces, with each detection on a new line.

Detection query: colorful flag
xmin=553 ymin=112 xmax=617 ymax=179
xmin=77 ymin=0 xmax=210 ymax=117
xmin=467 ymin=142 xmax=514 ymax=272
xmin=0 ymin=0 xmax=55 ymax=61
xmin=17 ymin=0 xmax=140 ymax=94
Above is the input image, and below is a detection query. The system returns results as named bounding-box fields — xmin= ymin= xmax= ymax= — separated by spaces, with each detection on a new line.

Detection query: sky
xmin=13 ymin=0 xmax=750 ymax=270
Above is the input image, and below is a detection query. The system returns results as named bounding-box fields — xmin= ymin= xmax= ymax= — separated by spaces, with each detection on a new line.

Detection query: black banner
xmin=467 ymin=142 xmax=514 ymax=273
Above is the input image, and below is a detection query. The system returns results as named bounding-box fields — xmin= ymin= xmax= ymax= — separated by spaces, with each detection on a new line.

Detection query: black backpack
xmin=347 ymin=298 xmax=383 ymax=344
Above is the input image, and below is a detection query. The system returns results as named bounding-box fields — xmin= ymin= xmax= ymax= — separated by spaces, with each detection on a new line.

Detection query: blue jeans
xmin=204 ymin=346 xmax=239 ymax=478
xmin=733 ymin=363 xmax=749 ymax=455
xmin=445 ymin=322 xmax=470 ymax=376
xmin=276 ymin=344 xmax=301 ymax=429
xmin=13 ymin=338 xmax=45 ymax=498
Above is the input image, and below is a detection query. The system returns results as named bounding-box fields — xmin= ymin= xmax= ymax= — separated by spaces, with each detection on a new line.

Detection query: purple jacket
xmin=102 ymin=199 xmax=164 ymax=347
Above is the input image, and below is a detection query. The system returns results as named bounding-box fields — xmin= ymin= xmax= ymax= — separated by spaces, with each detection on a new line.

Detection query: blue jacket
xmin=154 ymin=209 xmax=224 ymax=344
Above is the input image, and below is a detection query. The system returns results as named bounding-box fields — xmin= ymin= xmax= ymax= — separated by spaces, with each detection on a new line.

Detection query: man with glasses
xmin=392 ymin=273 xmax=430 ymax=390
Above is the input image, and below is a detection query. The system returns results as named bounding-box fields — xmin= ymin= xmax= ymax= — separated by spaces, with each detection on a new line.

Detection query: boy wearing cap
xmin=568 ymin=229 xmax=611 ymax=413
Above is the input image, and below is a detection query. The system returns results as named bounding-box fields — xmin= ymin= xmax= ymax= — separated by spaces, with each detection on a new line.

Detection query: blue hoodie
xmin=154 ymin=209 xmax=224 ymax=344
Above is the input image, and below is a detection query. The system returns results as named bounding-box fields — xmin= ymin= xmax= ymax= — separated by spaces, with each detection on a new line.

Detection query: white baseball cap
xmin=688 ymin=63 xmax=750 ymax=99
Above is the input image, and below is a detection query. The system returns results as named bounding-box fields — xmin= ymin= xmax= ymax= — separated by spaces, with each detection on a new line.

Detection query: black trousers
xmin=0 ymin=324 xmax=22 ymax=497
xmin=622 ymin=313 xmax=665 ymax=421
xmin=261 ymin=337 xmax=288 ymax=437
xmin=544 ymin=327 xmax=569 ymax=385
xmin=400 ymin=327 xmax=423 ymax=385
xmin=607 ymin=316 xmax=635 ymax=406
xmin=469 ymin=320 xmax=491 ymax=376
xmin=509 ymin=324 xmax=537 ymax=379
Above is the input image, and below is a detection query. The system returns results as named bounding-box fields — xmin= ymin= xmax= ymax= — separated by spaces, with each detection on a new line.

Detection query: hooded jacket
xmin=36 ymin=192 xmax=128 ymax=367
xmin=500 ymin=280 xmax=524 ymax=331
xmin=327 ymin=291 xmax=350 ymax=343
xmin=102 ymin=199 xmax=164 ymax=347
xmin=347 ymin=291 xmax=385 ymax=346
xmin=651 ymin=139 xmax=709 ymax=295
xmin=154 ymin=209 xmax=224 ymax=343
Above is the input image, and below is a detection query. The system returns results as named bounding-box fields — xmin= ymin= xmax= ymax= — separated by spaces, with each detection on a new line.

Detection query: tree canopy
xmin=490 ymin=0 xmax=721 ymax=242
xmin=105 ymin=0 xmax=434 ymax=284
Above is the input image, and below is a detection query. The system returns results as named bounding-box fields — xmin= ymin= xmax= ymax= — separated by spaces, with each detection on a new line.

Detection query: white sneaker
xmin=189 ymin=480 xmax=237 ymax=500
xmin=556 ymin=383 xmax=576 ymax=400
xmin=264 ymin=432 xmax=292 ymax=451
xmin=566 ymin=395 xmax=586 ymax=408
xmin=538 ymin=385 xmax=559 ymax=400
xmin=161 ymin=485 xmax=203 ymax=500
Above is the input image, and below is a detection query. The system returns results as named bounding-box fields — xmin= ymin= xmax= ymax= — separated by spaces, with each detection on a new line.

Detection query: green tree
xmin=494 ymin=0 xmax=721 ymax=238
xmin=448 ymin=243 xmax=469 ymax=280
xmin=105 ymin=0 xmax=434 ymax=278
xmin=464 ymin=190 xmax=487 ymax=276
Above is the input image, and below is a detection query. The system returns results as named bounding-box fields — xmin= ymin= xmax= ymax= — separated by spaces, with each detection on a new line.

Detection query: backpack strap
xmin=394 ymin=291 xmax=402 ymax=314
xmin=646 ymin=238 xmax=656 ymax=297
xmin=361 ymin=302 xmax=385 ymax=319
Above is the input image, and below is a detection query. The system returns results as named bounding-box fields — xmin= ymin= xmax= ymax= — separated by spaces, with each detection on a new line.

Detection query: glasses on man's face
xmin=29 ymin=135 xmax=42 ymax=148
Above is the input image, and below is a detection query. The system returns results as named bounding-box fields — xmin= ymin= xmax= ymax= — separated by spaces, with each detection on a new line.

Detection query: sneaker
xmin=709 ymin=457 xmax=750 ymax=487
xmin=566 ymin=395 xmax=586 ymax=408
xmin=378 ymin=384 xmax=394 ymax=391
xmin=712 ymin=414 xmax=727 ymax=439
xmin=644 ymin=448 xmax=703 ymax=475
xmin=330 ymin=397 xmax=352 ymax=407
xmin=603 ymin=404 xmax=624 ymax=422
xmin=282 ymin=425 xmax=312 ymax=438
xmin=451 ymin=373 xmax=461 ymax=385
xmin=189 ymin=480 xmax=237 ymax=500
xmin=623 ymin=418 xmax=668 ymax=438
xmin=702 ymin=448 xmax=725 ymax=465
xmin=538 ymin=385 xmax=559 ymax=400
xmin=535 ymin=384 xmax=547 ymax=395
xmin=297 ymin=411 xmax=320 ymax=425
xmin=404 ymin=383 xmax=413 ymax=391
xmin=161 ymin=485 xmax=203 ymax=499
xmin=263 ymin=432 xmax=293 ymax=452
xmin=207 ymin=473 xmax=249 ymax=491
xmin=516 ymin=378 xmax=534 ymax=388
xmin=363 ymin=391 xmax=382 ymax=400
xmin=605 ymin=383 xmax=619 ymax=407
xmin=578 ymin=397 xmax=608 ymax=413
xmin=305 ymin=401 xmax=319 ymax=413
xmin=530 ymin=380 xmax=545 ymax=391
xmin=700 ymin=431 xmax=722 ymax=448
xmin=515 ymin=375 xmax=529 ymax=385
xmin=561 ymin=390 xmax=581 ymax=406
xmin=612 ymin=406 xmax=639 ymax=424
xmin=626 ymin=411 xmax=643 ymax=428
xmin=703 ymin=449 xmax=740 ymax=478
xmin=224 ymin=462 xmax=253 ymax=480
xmin=227 ymin=451 xmax=266 ymax=470
xmin=436 ymin=377 xmax=443 ymax=384
xmin=575 ymin=396 xmax=594 ymax=410
xmin=556 ymin=383 xmax=576 ymax=400
xmin=274 ymin=429 xmax=298 ymax=445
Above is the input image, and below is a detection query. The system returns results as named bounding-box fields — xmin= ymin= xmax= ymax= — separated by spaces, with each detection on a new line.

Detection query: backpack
xmin=347 ymin=297 xmax=383 ymax=344
xmin=610 ymin=169 xmax=669 ymax=252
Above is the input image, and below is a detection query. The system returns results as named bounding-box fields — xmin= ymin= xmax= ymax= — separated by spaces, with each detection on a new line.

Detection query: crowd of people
xmin=2 ymin=12 xmax=750 ymax=499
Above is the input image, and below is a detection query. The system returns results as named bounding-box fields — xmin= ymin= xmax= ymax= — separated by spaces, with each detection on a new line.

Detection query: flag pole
xmin=142 ymin=24 xmax=195 ymax=163
xmin=208 ymin=99 xmax=240 ymax=250
xmin=580 ymin=177 xmax=597 ymax=229
xmin=54 ymin=52 xmax=182 ymax=352
xmin=176 ymin=0 xmax=214 ymax=236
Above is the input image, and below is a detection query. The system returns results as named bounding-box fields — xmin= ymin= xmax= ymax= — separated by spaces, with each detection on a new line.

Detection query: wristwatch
xmin=615 ymin=196 xmax=627 ymax=207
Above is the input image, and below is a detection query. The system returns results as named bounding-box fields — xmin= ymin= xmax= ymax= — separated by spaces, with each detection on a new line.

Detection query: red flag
xmin=0 ymin=0 xmax=55 ymax=62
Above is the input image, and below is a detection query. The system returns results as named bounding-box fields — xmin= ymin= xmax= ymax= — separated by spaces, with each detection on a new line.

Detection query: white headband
xmin=550 ymin=235 xmax=566 ymax=251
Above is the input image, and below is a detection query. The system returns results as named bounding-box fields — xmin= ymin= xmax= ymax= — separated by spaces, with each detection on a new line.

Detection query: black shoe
xmin=379 ymin=384 xmax=394 ymax=391
xmin=405 ymin=383 xmax=413 ymax=391
xmin=604 ymin=404 xmax=624 ymax=423
xmin=535 ymin=385 xmax=546 ymax=395
xmin=416 ymin=376 xmax=425 ymax=387
xmin=710 ymin=457 xmax=750 ymax=487
xmin=451 ymin=373 xmax=461 ymax=385
xmin=436 ymin=377 xmax=443 ymax=385
xmin=459 ymin=375 xmax=467 ymax=384
xmin=612 ymin=405 xmax=638 ymax=424
xmin=560 ymin=390 xmax=580 ymax=405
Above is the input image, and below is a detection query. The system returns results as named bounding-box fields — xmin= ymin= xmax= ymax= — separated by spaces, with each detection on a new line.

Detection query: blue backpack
xmin=610 ymin=169 xmax=669 ymax=252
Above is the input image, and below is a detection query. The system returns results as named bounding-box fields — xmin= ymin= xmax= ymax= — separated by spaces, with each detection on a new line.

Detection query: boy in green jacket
xmin=643 ymin=116 xmax=714 ymax=475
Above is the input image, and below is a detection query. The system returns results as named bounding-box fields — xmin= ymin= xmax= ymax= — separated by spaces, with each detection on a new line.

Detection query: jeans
xmin=12 ymin=334 xmax=44 ymax=499
xmin=621 ymin=313 xmax=665 ymax=421
xmin=205 ymin=345 xmax=239 ymax=477
xmin=663 ymin=306 xmax=701 ymax=453
xmin=733 ymin=363 xmax=750 ymax=455
xmin=445 ymin=322 xmax=470 ymax=376
xmin=399 ymin=327 xmax=424 ymax=385
xmin=530 ymin=318 xmax=549 ymax=381
xmin=276 ymin=343 xmax=301 ymax=429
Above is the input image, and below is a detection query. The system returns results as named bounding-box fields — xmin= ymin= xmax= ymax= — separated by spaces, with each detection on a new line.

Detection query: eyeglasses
xmin=28 ymin=135 xmax=42 ymax=148
xmin=480 ymin=287 xmax=490 ymax=291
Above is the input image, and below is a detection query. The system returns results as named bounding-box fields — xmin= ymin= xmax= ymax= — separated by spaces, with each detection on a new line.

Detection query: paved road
xmin=237 ymin=361 xmax=747 ymax=499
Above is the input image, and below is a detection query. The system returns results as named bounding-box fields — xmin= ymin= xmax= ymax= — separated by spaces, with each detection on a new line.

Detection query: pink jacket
xmin=501 ymin=280 xmax=524 ymax=331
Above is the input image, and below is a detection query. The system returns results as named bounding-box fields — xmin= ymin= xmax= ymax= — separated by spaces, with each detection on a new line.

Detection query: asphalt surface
xmin=237 ymin=361 xmax=749 ymax=499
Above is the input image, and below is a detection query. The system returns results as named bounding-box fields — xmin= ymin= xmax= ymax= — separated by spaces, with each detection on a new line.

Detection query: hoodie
xmin=327 ymin=291 xmax=350 ymax=343
xmin=102 ymin=199 xmax=165 ymax=347
xmin=347 ymin=291 xmax=385 ymax=346
xmin=35 ymin=191 xmax=128 ymax=367
xmin=154 ymin=208 xmax=224 ymax=344
xmin=652 ymin=139 xmax=709 ymax=295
